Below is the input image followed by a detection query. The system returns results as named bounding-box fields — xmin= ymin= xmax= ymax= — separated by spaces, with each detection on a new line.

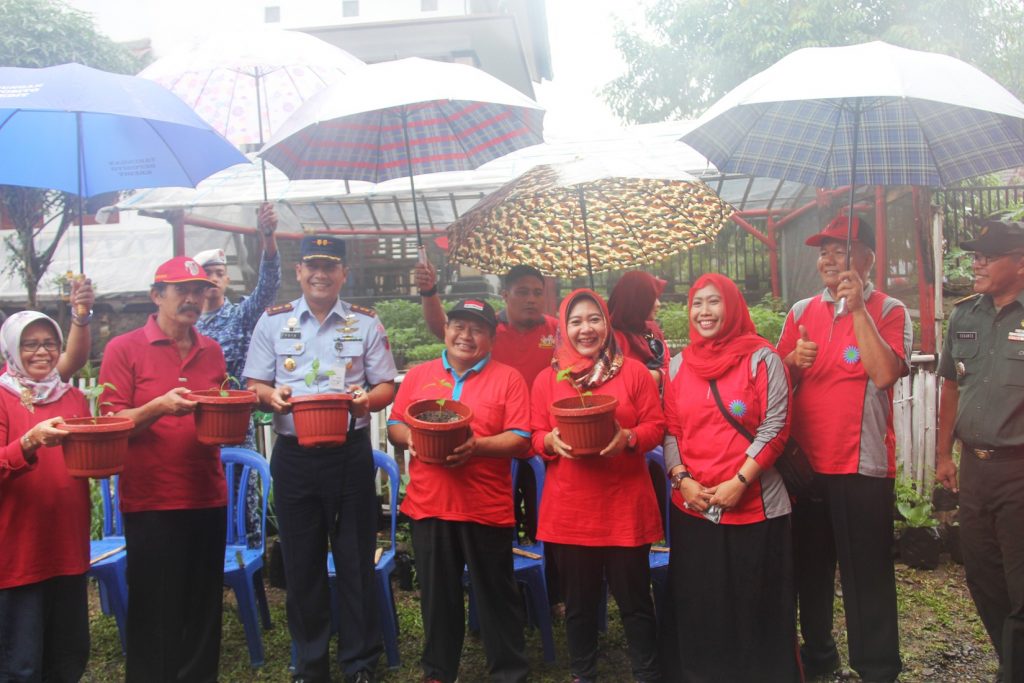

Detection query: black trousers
xmin=123 ymin=506 xmax=227 ymax=683
xmin=0 ymin=574 xmax=89 ymax=683
xmin=272 ymin=432 xmax=381 ymax=682
xmin=547 ymin=542 xmax=661 ymax=682
xmin=960 ymin=450 xmax=1024 ymax=683
xmin=411 ymin=518 xmax=527 ymax=683
xmin=792 ymin=473 xmax=901 ymax=682
xmin=668 ymin=509 xmax=800 ymax=683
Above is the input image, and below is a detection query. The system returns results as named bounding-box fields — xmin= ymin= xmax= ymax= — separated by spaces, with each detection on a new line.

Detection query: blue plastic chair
xmin=323 ymin=450 xmax=401 ymax=668
xmin=221 ymin=447 xmax=273 ymax=667
xmin=646 ymin=447 xmax=671 ymax=620
xmin=88 ymin=476 xmax=128 ymax=653
xmin=467 ymin=455 xmax=556 ymax=662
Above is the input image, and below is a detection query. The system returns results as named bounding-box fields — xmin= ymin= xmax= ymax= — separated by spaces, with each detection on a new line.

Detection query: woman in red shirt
xmin=662 ymin=273 xmax=798 ymax=682
xmin=0 ymin=311 xmax=93 ymax=681
xmin=608 ymin=271 xmax=671 ymax=389
xmin=531 ymin=288 xmax=665 ymax=683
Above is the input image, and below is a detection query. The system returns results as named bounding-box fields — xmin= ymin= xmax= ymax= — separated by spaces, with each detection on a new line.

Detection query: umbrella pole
xmin=255 ymin=67 xmax=268 ymax=202
xmin=401 ymin=106 xmax=423 ymax=247
xmin=76 ymin=112 xmax=85 ymax=274
xmin=578 ymin=186 xmax=595 ymax=290
xmin=837 ymin=98 xmax=862 ymax=316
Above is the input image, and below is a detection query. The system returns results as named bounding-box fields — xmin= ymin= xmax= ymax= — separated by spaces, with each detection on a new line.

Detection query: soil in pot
xmin=406 ymin=399 xmax=473 ymax=464
xmin=290 ymin=393 xmax=352 ymax=448
xmin=550 ymin=394 xmax=619 ymax=457
xmin=188 ymin=389 xmax=257 ymax=445
xmin=59 ymin=416 xmax=135 ymax=478
xmin=900 ymin=526 xmax=942 ymax=570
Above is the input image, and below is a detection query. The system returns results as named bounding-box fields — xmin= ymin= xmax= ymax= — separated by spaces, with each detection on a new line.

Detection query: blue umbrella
xmin=0 ymin=62 xmax=248 ymax=270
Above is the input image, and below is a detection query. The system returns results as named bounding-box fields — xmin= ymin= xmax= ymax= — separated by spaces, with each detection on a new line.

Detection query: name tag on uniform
xmin=328 ymin=366 xmax=347 ymax=391
xmin=280 ymin=331 xmax=301 ymax=339
xmin=1009 ymin=329 xmax=1024 ymax=342
xmin=956 ymin=331 xmax=977 ymax=340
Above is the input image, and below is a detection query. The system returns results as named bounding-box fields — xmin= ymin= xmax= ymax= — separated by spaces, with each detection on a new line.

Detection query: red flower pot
xmin=290 ymin=393 xmax=352 ymax=447
xmin=58 ymin=416 xmax=135 ymax=478
xmin=406 ymin=399 xmax=473 ymax=465
xmin=550 ymin=394 xmax=619 ymax=456
xmin=187 ymin=389 xmax=258 ymax=445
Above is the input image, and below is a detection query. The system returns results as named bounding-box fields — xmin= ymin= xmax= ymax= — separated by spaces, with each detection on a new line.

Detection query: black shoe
xmin=801 ymin=651 xmax=841 ymax=679
xmin=346 ymin=672 xmax=375 ymax=683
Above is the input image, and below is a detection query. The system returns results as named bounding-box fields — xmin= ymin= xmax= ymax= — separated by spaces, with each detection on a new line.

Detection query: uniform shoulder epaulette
xmin=350 ymin=304 xmax=376 ymax=317
xmin=265 ymin=302 xmax=294 ymax=316
xmin=953 ymin=293 xmax=981 ymax=306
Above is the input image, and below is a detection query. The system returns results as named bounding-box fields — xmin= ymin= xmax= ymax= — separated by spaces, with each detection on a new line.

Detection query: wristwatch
xmin=736 ymin=472 xmax=749 ymax=485
xmin=625 ymin=429 xmax=638 ymax=450
xmin=72 ymin=308 xmax=94 ymax=326
xmin=670 ymin=471 xmax=692 ymax=490
xmin=418 ymin=285 xmax=438 ymax=297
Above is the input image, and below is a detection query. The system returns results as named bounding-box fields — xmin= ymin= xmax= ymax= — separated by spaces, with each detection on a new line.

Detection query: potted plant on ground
xmin=896 ymin=485 xmax=942 ymax=570
xmin=187 ymin=376 xmax=258 ymax=445
xmin=59 ymin=382 xmax=134 ymax=478
xmin=549 ymin=369 xmax=618 ymax=456
xmin=405 ymin=393 xmax=473 ymax=464
xmin=289 ymin=359 xmax=352 ymax=447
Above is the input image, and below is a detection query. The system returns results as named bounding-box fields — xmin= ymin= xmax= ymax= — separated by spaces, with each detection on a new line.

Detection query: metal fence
xmin=936 ymin=185 xmax=1024 ymax=246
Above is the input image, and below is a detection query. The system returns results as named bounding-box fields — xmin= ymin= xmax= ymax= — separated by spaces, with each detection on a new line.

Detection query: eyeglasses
xmin=970 ymin=251 xmax=1024 ymax=265
xmin=21 ymin=340 xmax=59 ymax=353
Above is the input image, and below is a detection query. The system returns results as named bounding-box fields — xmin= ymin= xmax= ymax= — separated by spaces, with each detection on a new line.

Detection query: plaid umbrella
xmin=446 ymin=157 xmax=733 ymax=285
xmin=682 ymin=40 xmax=1024 ymax=309
xmin=260 ymin=57 xmax=545 ymax=244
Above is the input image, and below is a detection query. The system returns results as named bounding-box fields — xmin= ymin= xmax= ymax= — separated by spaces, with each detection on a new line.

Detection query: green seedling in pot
xmin=424 ymin=378 xmax=453 ymax=411
xmin=304 ymin=358 xmax=336 ymax=392
xmin=217 ymin=375 xmax=242 ymax=397
xmin=82 ymin=382 xmax=117 ymax=423
xmin=556 ymin=368 xmax=592 ymax=409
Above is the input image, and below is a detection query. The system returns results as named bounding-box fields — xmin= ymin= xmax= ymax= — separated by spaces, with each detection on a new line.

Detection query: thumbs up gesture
xmin=793 ymin=324 xmax=818 ymax=369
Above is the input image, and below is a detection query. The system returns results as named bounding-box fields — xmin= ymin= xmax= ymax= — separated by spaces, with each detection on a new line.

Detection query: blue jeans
xmin=0 ymin=573 xmax=89 ymax=683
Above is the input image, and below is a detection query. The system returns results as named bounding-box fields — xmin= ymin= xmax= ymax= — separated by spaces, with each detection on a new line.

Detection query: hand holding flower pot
xmin=405 ymin=397 xmax=473 ymax=465
xmin=289 ymin=358 xmax=352 ymax=447
xmin=549 ymin=369 xmax=618 ymax=457
xmin=187 ymin=376 xmax=258 ymax=445
xmin=58 ymin=382 xmax=135 ymax=478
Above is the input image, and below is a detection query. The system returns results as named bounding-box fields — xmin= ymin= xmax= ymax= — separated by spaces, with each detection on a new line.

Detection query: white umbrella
xmin=138 ymin=27 xmax=364 ymax=197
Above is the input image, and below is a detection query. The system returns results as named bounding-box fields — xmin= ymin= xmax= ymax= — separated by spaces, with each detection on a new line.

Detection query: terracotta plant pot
xmin=187 ymin=389 xmax=258 ymax=445
xmin=406 ymin=398 xmax=473 ymax=465
xmin=550 ymin=394 xmax=619 ymax=456
xmin=58 ymin=416 xmax=135 ymax=478
xmin=290 ymin=393 xmax=352 ymax=447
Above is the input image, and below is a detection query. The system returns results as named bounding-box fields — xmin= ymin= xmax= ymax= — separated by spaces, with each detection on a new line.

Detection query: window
xmin=342 ymin=0 xmax=359 ymax=17
xmin=264 ymin=6 xmax=280 ymax=22
xmin=421 ymin=0 xmax=438 ymax=10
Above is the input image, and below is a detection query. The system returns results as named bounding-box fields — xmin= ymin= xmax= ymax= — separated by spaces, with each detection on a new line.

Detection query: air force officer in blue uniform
xmin=244 ymin=235 xmax=397 ymax=683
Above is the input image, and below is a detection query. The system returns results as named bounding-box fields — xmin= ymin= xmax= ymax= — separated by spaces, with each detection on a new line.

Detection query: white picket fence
xmin=893 ymin=355 xmax=939 ymax=491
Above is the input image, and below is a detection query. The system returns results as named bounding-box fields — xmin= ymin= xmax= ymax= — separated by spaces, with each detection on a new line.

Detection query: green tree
xmin=603 ymin=0 xmax=1024 ymax=124
xmin=0 ymin=0 xmax=142 ymax=307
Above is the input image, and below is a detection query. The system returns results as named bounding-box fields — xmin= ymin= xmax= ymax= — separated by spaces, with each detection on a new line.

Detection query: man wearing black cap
xmin=387 ymin=299 xmax=530 ymax=683
xmin=937 ymin=218 xmax=1024 ymax=682
xmin=244 ymin=235 xmax=398 ymax=683
xmin=776 ymin=214 xmax=912 ymax=682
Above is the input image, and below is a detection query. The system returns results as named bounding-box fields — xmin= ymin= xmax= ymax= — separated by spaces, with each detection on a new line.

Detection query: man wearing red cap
xmin=776 ymin=215 xmax=912 ymax=683
xmin=99 ymin=256 xmax=229 ymax=683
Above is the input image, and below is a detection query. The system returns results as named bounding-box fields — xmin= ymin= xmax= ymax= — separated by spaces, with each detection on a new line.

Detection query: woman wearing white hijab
xmin=0 ymin=311 xmax=93 ymax=682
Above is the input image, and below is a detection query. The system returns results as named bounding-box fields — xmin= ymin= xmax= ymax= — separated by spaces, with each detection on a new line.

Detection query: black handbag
xmin=708 ymin=380 xmax=815 ymax=497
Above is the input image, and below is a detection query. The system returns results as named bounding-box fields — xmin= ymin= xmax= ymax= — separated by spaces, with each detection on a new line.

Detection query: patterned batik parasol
xmin=446 ymin=157 xmax=733 ymax=285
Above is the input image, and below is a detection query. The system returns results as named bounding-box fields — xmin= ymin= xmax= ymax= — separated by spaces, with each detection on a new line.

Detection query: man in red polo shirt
xmin=777 ymin=215 xmax=912 ymax=683
xmin=387 ymin=299 xmax=530 ymax=683
xmin=99 ymin=256 xmax=229 ymax=683
xmin=415 ymin=262 xmax=557 ymax=389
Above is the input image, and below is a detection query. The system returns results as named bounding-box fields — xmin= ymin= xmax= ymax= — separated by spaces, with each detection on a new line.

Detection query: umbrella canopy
xmin=446 ymin=156 xmax=733 ymax=282
xmin=137 ymin=28 xmax=365 ymax=147
xmin=260 ymin=57 xmax=545 ymax=244
xmin=260 ymin=57 xmax=545 ymax=183
xmin=0 ymin=62 xmax=247 ymax=197
xmin=0 ymin=62 xmax=247 ymax=269
xmin=682 ymin=41 xmax=1024 ymax=188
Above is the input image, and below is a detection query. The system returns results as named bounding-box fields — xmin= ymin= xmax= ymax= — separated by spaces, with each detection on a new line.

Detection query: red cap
xmin=804 ymin=214 xmax=875 ymax=251
xmin=152 ymin=256 xmax=215 ymax=286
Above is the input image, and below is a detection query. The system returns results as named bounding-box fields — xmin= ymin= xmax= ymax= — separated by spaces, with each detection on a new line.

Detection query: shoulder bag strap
xmin=708 ymin=379 xmax=755 ymax=443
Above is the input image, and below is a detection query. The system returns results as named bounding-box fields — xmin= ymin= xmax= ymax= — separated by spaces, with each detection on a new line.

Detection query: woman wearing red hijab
xmin=662 ymin=273 xmax=798 ymax=682
xmin=608 ymin=271 xmax=670 ymax=387
xmin=531 ymin=289 xmax=665 ymax=683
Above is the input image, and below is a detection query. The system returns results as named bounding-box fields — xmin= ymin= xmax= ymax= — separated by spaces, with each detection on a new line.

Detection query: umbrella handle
xmin=417 ymin=245 xmax=427 ymax=265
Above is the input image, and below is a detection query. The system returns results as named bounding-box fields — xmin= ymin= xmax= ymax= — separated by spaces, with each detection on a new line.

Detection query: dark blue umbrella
xmin=0 ymin=62 xmax=248 ymax=270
